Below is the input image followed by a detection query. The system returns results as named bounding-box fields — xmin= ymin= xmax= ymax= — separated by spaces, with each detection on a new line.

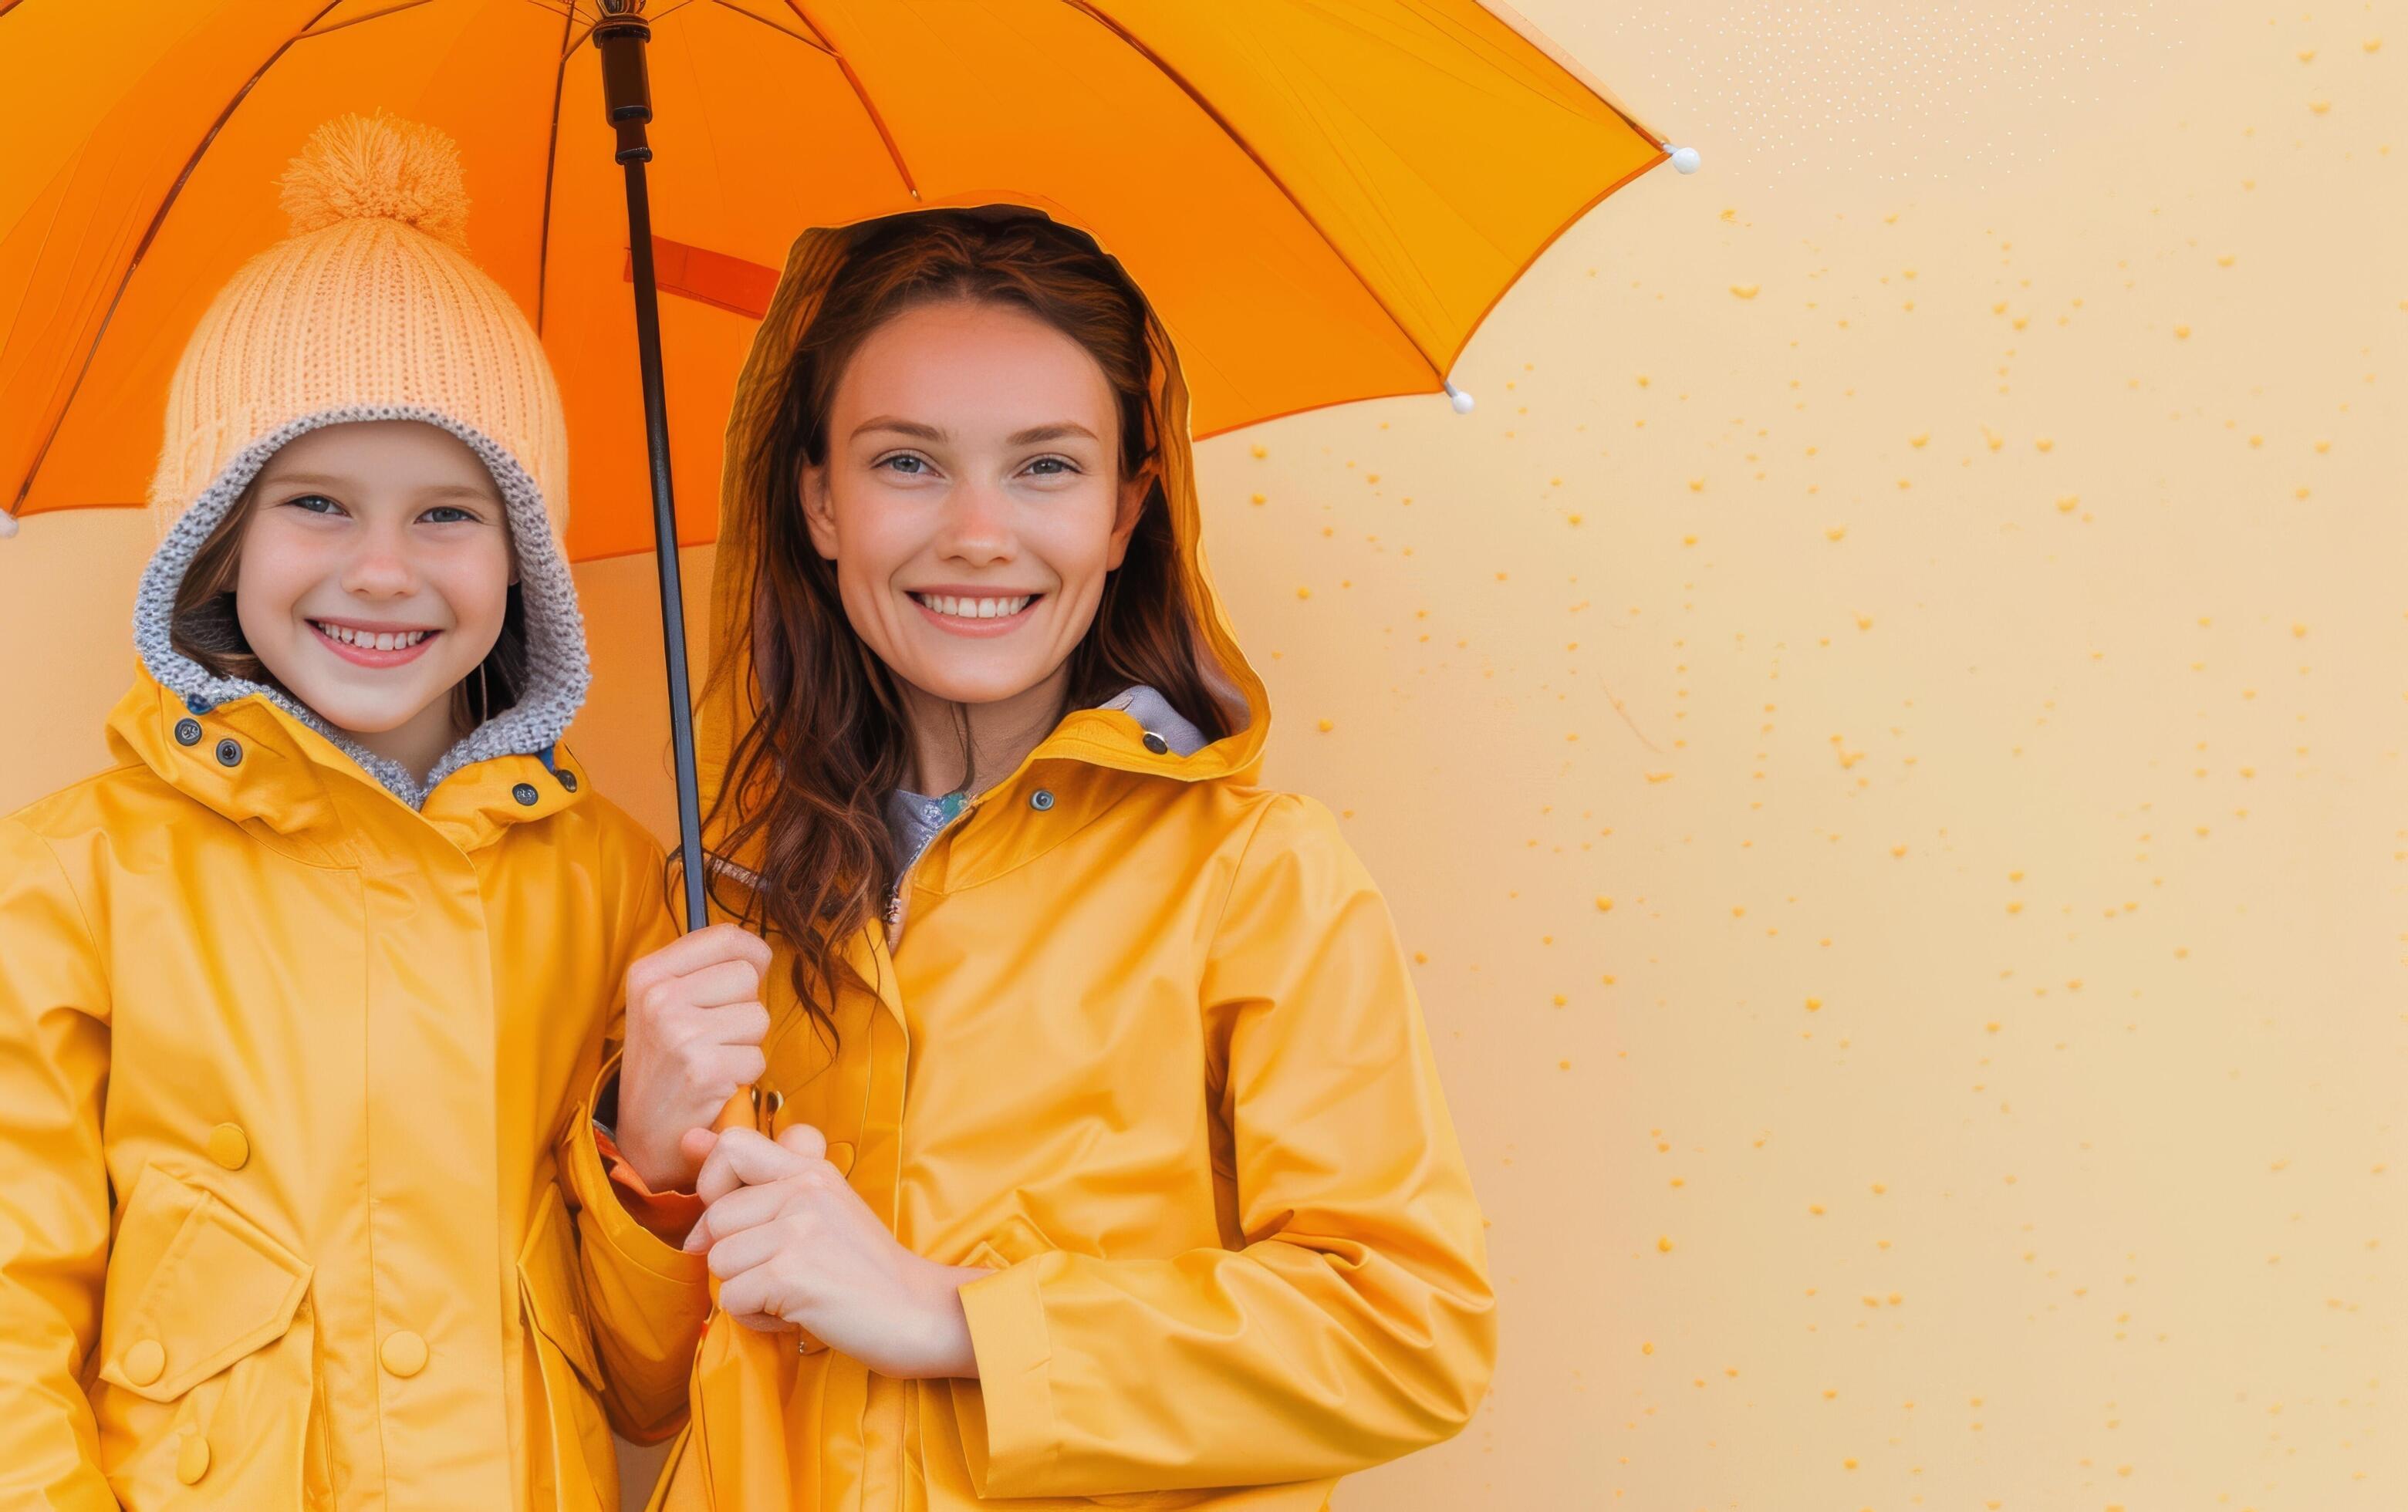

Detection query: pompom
xmin=279 ymin=113 xmax=470 ymax=248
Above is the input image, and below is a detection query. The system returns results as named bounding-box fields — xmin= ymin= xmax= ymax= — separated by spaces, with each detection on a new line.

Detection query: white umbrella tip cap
xmin=1444 ymin=382 xmax=1476 ymax=414
xmin=1670 ymin=146 xmax=1703 ymax=174
xmin=0 ymin=511 xmax=19 ymax=539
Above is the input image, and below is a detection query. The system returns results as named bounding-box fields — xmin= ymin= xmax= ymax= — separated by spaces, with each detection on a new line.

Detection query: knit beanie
xmin=130 ymin=113 xmax=589 ymax=809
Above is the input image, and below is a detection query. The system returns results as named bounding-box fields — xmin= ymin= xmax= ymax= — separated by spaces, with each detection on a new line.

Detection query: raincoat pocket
xmin=89 ymin=1163 xmax=317 ymax=1507
xmin=518 ymin=1180 xmax=619 ymax=1508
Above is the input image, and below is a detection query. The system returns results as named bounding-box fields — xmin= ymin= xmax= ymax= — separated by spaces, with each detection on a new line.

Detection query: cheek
xmin=436 ymin=542 xmax=517 ymax=626
xmin=231 ymin=530 xmax=316 ymax=626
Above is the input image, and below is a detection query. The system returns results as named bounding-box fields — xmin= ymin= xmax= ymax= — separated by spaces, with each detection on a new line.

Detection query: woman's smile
xmin=905 ymin=587 xmax=1044 ymax=637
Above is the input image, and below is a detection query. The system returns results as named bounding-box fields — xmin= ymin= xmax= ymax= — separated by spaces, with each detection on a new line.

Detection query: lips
xmin=309 ymin=619 xmax=441 ymax=668
xmin=907 ymin=591 xmax=1042 ymax=639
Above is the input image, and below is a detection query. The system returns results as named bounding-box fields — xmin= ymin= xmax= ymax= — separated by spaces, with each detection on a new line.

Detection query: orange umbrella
xmin=1 ymin=0 xmax=1678 ymax=913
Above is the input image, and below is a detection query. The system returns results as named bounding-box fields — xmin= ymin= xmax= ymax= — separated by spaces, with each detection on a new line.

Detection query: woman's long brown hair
xmin=704 ymin=210 xmax=1228 ymax=1049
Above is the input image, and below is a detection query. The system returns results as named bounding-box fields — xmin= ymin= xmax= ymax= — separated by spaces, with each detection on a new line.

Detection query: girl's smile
xmin=309 ymin=617 xmax=443 ymax=666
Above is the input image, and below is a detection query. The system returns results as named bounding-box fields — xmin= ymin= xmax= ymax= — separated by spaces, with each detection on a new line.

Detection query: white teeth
xmin=316 ymin=623 xmax=428 ymax=650
xmin=917 ymin=594 xmax=1030 ymax=619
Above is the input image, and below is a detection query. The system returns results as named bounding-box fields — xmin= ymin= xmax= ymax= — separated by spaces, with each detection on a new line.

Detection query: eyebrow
xmin=853 ymin=417 xmax=1100 ymax=447
xmin=259 ymin=471 xmax=498 ymax=502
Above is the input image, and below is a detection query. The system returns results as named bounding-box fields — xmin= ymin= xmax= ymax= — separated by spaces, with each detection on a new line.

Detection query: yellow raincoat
xmin=0 ymin=671 xmax=708 ymax=1509
xmin=577 ymin=218 xmax=1498 ymax=1511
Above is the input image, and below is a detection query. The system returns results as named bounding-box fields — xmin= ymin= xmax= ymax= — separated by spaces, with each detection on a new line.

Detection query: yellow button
xmin=380 ymin=1329 xmax=428 ymax=1378
xmin=175 ymin=1434 xmax=211 ymax=1485
xmin=825 ymin=1142 xmax=856 ymax=1176
xmin=206 ymin=1122 xmax=249 ymax=1170
xmin=121 ymin=1338 xmax=164 ymax=1385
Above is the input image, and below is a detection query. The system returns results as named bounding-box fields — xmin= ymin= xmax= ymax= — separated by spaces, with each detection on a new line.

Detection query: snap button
xmin=380 ymin=1330 xmax=428 ymax=1378
xmin=512 ymin=782 xmax=539 ymax=806
xmin=122 ymin=1338 xmax=165 ymax=1385
xmin=558 ymin=770 xmax=577 ymax=792
xmin=206 ymin=1122 xmax=250 ymax=1170
xmin=175 ymin=1434 xmax=211 ymax=1485
xmin=184 ymin=697 xmax=215 ymax=715
xmin=825 ymin=1141 xmax=856 ymax=1176
xmin=173 ymin=718 xmax=203 ymax=747
xmin=1141 ymin=730 xmax=1170 ymax=755
xmin=1029 ymin=788 xmax=1055 ymax=812
xmin=214 ymin=737 xmax=242 ymax=768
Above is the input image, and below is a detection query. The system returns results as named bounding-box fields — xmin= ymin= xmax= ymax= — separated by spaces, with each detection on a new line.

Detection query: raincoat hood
xmin=695 ymin=207 xmax=1271 ymax=857
xmin=130 ymin=408 xmax=590 ymax=812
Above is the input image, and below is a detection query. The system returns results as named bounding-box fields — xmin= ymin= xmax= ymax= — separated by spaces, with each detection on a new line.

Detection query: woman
xmin=575 ymin=206 xmax=1495 ymax=1510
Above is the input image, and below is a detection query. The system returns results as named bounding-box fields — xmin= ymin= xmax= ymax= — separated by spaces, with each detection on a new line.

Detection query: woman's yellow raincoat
xmin=578 ymin=217 xmax=1498 ymax=1512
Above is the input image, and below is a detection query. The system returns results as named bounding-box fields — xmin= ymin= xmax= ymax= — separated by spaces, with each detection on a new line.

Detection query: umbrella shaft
xmin=620 ymin=157 xmax=711 ymax=933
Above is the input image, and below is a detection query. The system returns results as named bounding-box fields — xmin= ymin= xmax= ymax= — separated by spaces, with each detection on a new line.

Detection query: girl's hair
xmin=170 ymin=473 xmax=528 ymax=731
xmin=707 ymin=210 xmax=1227 ymax=1049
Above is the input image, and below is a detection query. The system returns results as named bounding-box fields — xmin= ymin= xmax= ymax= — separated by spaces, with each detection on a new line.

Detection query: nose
xmin=934 ymin=480 xmax=1015 ymax=566
xmin=339 ymin=519 xmax=417 ymax=599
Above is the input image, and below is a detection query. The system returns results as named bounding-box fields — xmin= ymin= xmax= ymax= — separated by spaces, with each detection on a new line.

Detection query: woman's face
xmin=801 ymin=298 xmax=1152 ymax=708
xmin=235 ymin=419 xmax=516 ymax=769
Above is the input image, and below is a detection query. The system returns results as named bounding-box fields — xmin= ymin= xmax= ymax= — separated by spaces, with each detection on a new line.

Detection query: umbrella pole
xmin=595 ymin=12 xmax=710 ymax=934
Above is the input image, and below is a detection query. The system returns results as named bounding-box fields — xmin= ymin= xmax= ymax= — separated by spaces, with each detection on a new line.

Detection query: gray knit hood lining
xmin=132 ymin=406 xmax=591 ymax=811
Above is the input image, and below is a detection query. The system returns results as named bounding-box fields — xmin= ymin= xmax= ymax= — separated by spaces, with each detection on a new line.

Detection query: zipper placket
xmin=884 ymin=795 xmax=978 ymax=944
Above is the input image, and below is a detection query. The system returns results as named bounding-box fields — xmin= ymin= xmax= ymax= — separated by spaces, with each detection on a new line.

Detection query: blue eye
xmin=1026 ymin=457 xmax=1076 ymax=476
xmin=877 ymin=454 xmax=930 ymax=475
xmin=286 ymin=494 xmax=342 ymax=515
xmin=422 ymin=505 xmax=478 ymax=524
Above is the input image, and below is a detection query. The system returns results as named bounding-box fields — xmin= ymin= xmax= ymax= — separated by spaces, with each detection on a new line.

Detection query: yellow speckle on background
xmin=1730 ymin=283 xmax=1761 ymax=299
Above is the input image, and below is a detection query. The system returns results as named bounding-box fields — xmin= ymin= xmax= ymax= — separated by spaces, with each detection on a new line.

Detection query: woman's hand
xmin=680 ymin=1125 xmax=994 ymax=1379
xmin=615 ymin=924 xmax=774 ymax=1193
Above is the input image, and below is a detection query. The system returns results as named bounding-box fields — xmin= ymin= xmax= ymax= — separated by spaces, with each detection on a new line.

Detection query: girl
xmin=0 ymin=116 xmax=707 ymax=1509
xmin=587 ymin=208 xmax=1497 ymax=1510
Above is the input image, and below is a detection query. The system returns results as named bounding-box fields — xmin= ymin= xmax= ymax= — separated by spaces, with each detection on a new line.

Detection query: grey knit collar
xmin=132 ymin=405 xmax=591 ymax=811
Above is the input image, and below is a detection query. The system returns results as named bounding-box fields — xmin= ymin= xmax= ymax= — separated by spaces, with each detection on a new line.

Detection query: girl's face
xmin=235 ymin=420 xmax=516 ymax=771
xmin=801 ymin=299 xmax=1152 ymax=710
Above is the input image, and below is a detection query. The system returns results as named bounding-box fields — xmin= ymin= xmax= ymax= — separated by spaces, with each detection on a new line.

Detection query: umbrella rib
xmin=299 ymin=0 xmax=438 ymax=38
xmin=704 ymin=0 xmax=832 ymax=55
xmin=535 ymin=0 xmax=579 ymax=332
xmin=12 ymin=1 xmax=351 ymax=513
xmin=780 ymin=0 xmax=918 ymax=199
xmin=1053 ymin=0 xmax=1437 ymax=383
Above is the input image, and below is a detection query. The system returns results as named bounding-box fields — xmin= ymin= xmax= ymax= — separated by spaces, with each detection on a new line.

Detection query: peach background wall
xmin=5 ymin=2 xmax=2403 ymax=1507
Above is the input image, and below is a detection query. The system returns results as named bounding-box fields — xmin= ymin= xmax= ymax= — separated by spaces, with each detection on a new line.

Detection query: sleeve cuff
xmin=559 ymin=1055 xmax=708 ymax=1285
xmin=951 ymin=1257 xmax=1058 ymax=1496
xmin=595 ymin=1125 xmax=708 ymax=1247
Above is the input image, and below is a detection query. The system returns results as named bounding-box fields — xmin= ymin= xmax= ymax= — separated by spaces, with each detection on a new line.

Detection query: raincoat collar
xmin=106 ymin=666 xmax=589 ymax=864
xmin=697 ymin=208 xmax=1274 ymax=884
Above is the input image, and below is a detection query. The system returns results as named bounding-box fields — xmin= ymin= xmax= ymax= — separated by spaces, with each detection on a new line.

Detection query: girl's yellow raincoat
xmin=580 ymin=217 xmax=1498 ymax=1511
xmin=0 ymin=679 xmax=708 ymax=1510
xmin=0 ymin=416 xmax=710 ymax=1510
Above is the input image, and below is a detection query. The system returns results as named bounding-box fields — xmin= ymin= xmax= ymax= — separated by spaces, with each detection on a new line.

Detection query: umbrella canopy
xmin=2 ymin=0 xmax=1666 ymax=559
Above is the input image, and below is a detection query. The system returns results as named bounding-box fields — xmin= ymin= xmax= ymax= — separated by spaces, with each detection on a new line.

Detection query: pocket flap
xmin=97 ymin=1166 xmax=312 ymax=1403
xmin=518 ymin=1181 xmax=606 ymax=1390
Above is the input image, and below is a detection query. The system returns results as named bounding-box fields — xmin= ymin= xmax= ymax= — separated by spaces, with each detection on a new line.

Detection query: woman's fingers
xmin=688 ymin=1180 xmax=789 ymax=1252
xmin=775 ymin=1122 xmax=829 ymax=1163
xmin=693 ymin=1126 xmax=812 ymax=1205
xmin=670 ymin=959 xmax=768 ymax=1014
xmin=700 ymin=1214 xmax=792 ymax=1280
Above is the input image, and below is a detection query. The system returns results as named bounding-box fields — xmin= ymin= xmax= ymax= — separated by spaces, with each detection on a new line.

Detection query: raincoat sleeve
xmin=0 ymin=818 xmax=118 ymax=1512
xmin=555 ymin=829 xmax=711 ymax=1444
xmin=951 ymin=793 xmax=1498 ymax=1497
